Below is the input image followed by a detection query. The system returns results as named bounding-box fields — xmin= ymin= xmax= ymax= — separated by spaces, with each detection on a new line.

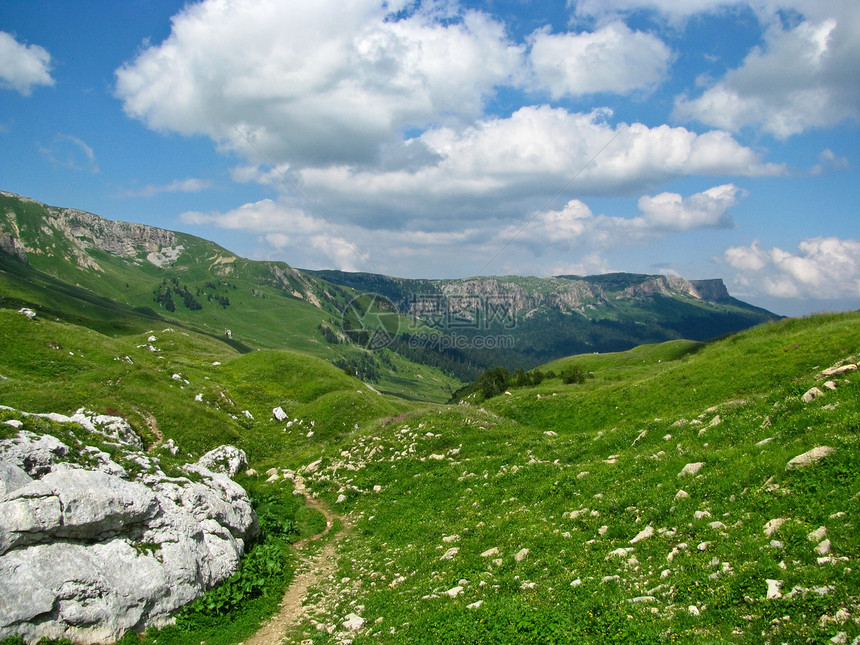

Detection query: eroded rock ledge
xmin=0 ymin=407 xmax=258 ymax=644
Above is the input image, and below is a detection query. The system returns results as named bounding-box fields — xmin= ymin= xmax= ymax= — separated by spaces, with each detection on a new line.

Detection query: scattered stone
xmin=801 ymin=387 xmax=825 ymax=403
xmin=466 ymin=600 xmax=483 ymax=609
xmin=196 ymin=445 xmax=248 ymax=478
xmin=480 ymin=547 xmax=499 ymax=558
xmin=17 ymin=308 xmax=36 ymax=319
xmin=336 ymin=494 xmax=347 ymax=504
xmin=440 ymin=547 xmax=459 ymax=560
xmin=815 ymin=540 xmax=832 ymax=556
xmin=602 ymin=575 xmax=620 ymax=584
xmin=678 ymin=462 xmax=704 ymax=477
xmin=630 ymin=526 xmax=654 ymax=544
xmin=598 ymin=525 xmax=608 ymax=536
xmin=607 ymin=547 xmax=635 ymax=560
xmin=304 ymin=459 xmax=322 ymax=473
xmin=342 ymin=613 xmax=365 ymax=632
xmin=808 ymin=526 xmax=827 ymax=542
xmin=764 ymin=518 xmax=787 ymax=537
xmin=272 ymin=407 xmax=287 ymax=421
xmin=445 ymin=586 xmax=463 ymax=598
xmin=816 ymin=362 xmax=858 ymax=379
xmin=756 ymin=437 xmax=773 ymax=446
xmin=766 ymin=579 xmax=783 ymax=599
xmin=688 ymin=606 xmax=700 ymax=617
xmin=823 ymin=380 xmax=838 ymax=391
xmin=514 ymin=548 xmax=530 ymax=562
xmin=628 ymin=596 xmax=655 ymax=603
xmin=786 ymin=446 xmax=836 ymax=470
xmin=570 ymin=578 xmax=582 ymax=587
xmin=3 ymin=420 xmax=23 ymax=429
xmin=675 ymin=490 xmax=689 ymax=499
xmin=694 ymin=510 xmax=712 ymax=520
xmin=442 ymin=535 xmax=460 ymax=543
xmin=708 ymin=521 xmax=727 ymax=530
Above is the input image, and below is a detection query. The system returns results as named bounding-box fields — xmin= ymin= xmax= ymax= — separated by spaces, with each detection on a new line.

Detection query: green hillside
xmin=1 ymin=304 xmax=858 ymax=644
xmin=277 ymin=311 xmax=859 ymax=645
xmin=0 ymin=192 xmax=461 ymax=402
xmin=1 ymin=191 xmax=780 ymax=398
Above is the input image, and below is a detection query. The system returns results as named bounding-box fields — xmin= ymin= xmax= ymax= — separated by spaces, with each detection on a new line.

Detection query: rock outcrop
xmin=0 ymin=408 xmax=258 ymax=644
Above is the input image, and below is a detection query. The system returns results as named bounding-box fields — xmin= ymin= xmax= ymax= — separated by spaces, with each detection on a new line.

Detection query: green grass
xmin=2 ymin=303 xmax=858 ymax=644
xmin=279 ymin=311 xmax=860 ymax=644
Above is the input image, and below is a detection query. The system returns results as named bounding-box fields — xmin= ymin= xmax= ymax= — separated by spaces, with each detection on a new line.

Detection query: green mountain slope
xmin=0 ymin=191 xmax=460 ymax=402
xmin=1 ymin=300 xmax=857 ymax=644
xmin=278 ymin=311 xmax=860 ymax=645
xmin=308 ymin=269 xmax=780 ymax=373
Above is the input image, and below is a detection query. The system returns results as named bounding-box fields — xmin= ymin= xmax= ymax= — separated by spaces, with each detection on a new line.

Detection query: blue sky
xmin=1 ymin=0 xmax=858 ymax=316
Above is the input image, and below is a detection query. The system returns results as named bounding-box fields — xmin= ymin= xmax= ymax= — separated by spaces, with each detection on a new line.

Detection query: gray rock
xmin=678 ymin=462 xmax=705 ymax=477
xmin=0 ymin=462 xmax=32 ymax=498
xmin=196 ymin=445 xmax=248 ymax=478
xmin=786 ymin=446 xmax=836 ymax=470
xmin=802 ymin=387 xmax=825 ymax=403
xmin=0 ymin=409 xmax=258 ymax=644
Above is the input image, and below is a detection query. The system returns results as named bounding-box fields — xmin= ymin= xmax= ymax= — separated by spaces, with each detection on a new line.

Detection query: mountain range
xmin=0 ymin=190 xmax=778 ymax=398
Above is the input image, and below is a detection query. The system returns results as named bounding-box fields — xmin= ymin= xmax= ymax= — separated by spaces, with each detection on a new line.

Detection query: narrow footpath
xmin=242 ymin=475 xmax=350 ymax=645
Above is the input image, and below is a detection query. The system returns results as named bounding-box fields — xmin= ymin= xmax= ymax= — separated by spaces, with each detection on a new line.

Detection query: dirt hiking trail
xmin=242 ymin=475 xmax=350 ymax=645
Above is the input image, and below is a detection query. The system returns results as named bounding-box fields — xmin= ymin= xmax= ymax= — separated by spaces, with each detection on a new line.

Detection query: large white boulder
xmin=0 ymin=409 xmax=258 ymax=644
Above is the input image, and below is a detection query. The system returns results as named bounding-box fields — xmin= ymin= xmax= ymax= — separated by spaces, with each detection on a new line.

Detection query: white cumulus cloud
xmin=724 ymin=237 xmax=860 ymax=298
xmin=115 ymin=0 xmax=525 ymax=166
xmin=674 ymin=2 xmax=860 ymax=137
xmin=505 ymin=183 xmax=742 ymax=254
xmin=0 ymin=31 xmax=54 ymax=96
xmin=528 ymin=22 xmax=671 ymax=97
xmin=296 ymin=107 xmax=779 ymax=228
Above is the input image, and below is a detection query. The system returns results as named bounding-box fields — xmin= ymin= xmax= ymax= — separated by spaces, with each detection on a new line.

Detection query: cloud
xmin=503 ymin=183 xmax=742 ymax=254
xmin=674 ymin=3 xmax=860 ymax=137
xmin=115 ymin=0 xmax=525 ymax=166
xmin=811 ymin=148 xmax=849 ymax=175
xmin=295 ymin=107 xmax=779 ymax=228
xmin=528 ymin=22 xmax=671 ymax=97
xmin=186 ymin=183 xmax=742 ymax=276
xmin=37 ymin=134 xmax=99 ymax=173
xmin=119 ymin=177 xmax=212 ymax=198
xmin=0 ymin=31 xmax=54 ymax=96
xmin=637 ymin=183 xmax=742 ymax=231
xmin=181 ymin=198 xmax=323 ymax=235
xmin=724 ymin=237 xmax=860 ymax=298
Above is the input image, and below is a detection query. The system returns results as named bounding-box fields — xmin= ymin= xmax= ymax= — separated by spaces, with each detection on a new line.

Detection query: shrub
xmin=560 ymin=364 xmax=586 ymax=384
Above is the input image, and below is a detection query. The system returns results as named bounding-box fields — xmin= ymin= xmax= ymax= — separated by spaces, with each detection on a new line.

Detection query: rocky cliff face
xmin=0 ymin=407 xmax=257 ymax=644
xmin=0 ymin=232 xmax=27 ymax=263
xmin=431 ymin=273 xmax=710 ymax=318
xmin=1 ymin=191 xmax=182 ymax=271
xmin=44 ymin=206 xmax=179 ymax=261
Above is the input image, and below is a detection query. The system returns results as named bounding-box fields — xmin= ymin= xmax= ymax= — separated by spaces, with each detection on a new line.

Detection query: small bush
xmin=560 ymin=364 xmax=586 ymax=384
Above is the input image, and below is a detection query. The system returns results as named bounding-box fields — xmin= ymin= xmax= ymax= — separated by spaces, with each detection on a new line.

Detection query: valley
xmin=0 ymin=192 xmax=857 ymax=644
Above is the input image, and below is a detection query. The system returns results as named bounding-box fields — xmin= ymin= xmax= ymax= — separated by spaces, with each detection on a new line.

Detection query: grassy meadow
xmin=0 ymin=306 xmax=858 ymax=644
